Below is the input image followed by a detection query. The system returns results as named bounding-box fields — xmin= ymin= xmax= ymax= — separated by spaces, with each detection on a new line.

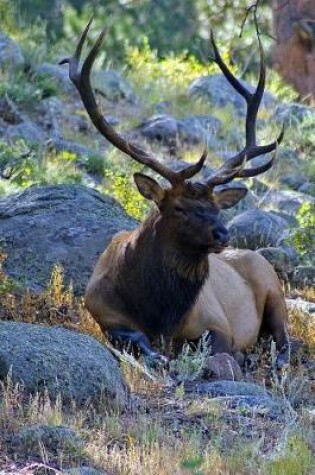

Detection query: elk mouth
xmin=195 ymin=243 xmax=228 ymax=255
xmin=210 ymin=242 xmax=229 ymax=253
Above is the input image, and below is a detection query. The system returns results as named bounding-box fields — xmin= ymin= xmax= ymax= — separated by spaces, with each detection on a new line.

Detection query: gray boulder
xmin=6 ymin=121 xmax=46 ymax=145
xmin=259 ymin=189 xmax=315 ymax=215
xmin=184 ymin=380 xmax=285 ymax=419
xmin=185 ymin=114 xmax=221 ymax=131
xmin=250 ymin=178 xmax=270 ymax=196
xmin=273 ymin=102 xmax=315 ymax=126
xmin=189 ymin=74 xmax=276 ymax=115
xmin=186 ymin=380 xmax=268 ymax=397
xmin=37 ymin=96 xmax=107 ymax=138
xmin=295 ymin=182 xmax=315 ymax=196
xmin=291 ymin=266 xmax=315 ymax=288
xmin=136 ymin=114 xmax=221 ymax=149
xmin=286 ymin=298 xmax=315 ymax=314
xmin=227 ymin=209 xmax=288 ymax=249
xmin=275 ymin=147 xmax=304 ymax=171
xmin=202 ymin=353 xmax=243 ymax=381
xmin=181 ymin=114 xmax=221 ymax=143
xmin=0 ymin=321 xmax=129 ymax=408
xmin=268 ymin=211 xmax=298 ymax=229
xmin=0 ymin=184 xmax=137 ymax=293
xmin=38 ymin=96 xmax=86 ymax=134
xmin=9 ymin=424 xmax=83 ymax=459
xmin=280 ymin=173 xmax=315 ymax=195
xmin=35 ymin=62 xmax=75 ymax=94
xmin=50 ymin=137 xmax=101 ymax=161
xmin=137 ymin=115 xmax=178 ymax=145
xmin=0 ymin=96 xmax=24 ymax=125
xmin=64 ymin=468 xmax=109 ymax=475
xmin=256 ymin=246 xmax=294 ymax=280
xmin=93 ymin=69 xmax=136 ymax=103
xmin=0 ymin=34 xmax=24 ymax=72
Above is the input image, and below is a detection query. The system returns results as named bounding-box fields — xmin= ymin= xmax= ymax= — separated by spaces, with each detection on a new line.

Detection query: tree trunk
xmin=272 ymin=0 xmax=315 ymax=99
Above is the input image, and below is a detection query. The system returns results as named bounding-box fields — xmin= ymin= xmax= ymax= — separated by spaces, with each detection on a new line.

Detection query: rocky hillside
xmin=0 ymin=29 xmax=314 ymax=475
xmin=0 ymin=32 xmax=314 ymax=292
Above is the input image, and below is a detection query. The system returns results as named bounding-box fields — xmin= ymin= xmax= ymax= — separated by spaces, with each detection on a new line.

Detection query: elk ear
xmin=214 ymin=187 xmax=247 ymax=209
xmin=134 ymin=173 xmax=165 ymax=204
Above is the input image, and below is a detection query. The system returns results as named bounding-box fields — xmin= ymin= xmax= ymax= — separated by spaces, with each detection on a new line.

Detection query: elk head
xmin=60 ymin=19 xmax=284 ymax=255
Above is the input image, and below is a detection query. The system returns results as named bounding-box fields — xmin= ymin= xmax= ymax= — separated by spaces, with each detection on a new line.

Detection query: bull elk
xmin=61 ymin=20 xmax=289 ymax=364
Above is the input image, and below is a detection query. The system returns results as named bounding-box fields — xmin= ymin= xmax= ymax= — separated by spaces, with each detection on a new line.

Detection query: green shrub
xmin=0 ymin=141 xmax=83 ymax=192
xmin=0 ymin=69 xmax=59 ymax=106
xmin=80 ymin=153 xmax=106 ymax=176
xmin=298 ymin=116 xmax=315 ymax=157
xmin=31 ymin=72 xmax=60 ymax=99
xmin=266 ymin=70 xmax=298 ymax=103
xmin=181 ymin=456 xmax=204 ymax=475
xmin=16 ymin=150 xmax=83 ymax=187
xmin=0 ymin=72 xmax=41 ymax=105
xmin=125 ymin=39 xmax=231 ymax=112
xmin=103 ymin=165 xmax=148 ymax=220
xmin=286 ymin=202 xmax=315 ymax=264
xmin=0 ymin=140 xmax=29 ymax=174
xmin=264 ymin=436 xmax=313 ymax=475
xmin=126 ymin=38 xmax=212 ymax=88
xmin=0 ymin=0 xmax=18 ymax=37
xmin=169 ymin=335 xmax=210 ymax=381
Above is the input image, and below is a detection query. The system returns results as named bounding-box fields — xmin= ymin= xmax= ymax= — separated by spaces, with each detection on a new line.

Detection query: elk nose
xmin=213 ymin=227 xmax=229 ymax=246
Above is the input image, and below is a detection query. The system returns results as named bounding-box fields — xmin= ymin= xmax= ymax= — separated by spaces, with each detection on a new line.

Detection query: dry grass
xmin=289 ymin=306 xmax=315 ymax=349
xmin=0 ymin=253 xmax=103 ymax=341
xmin=0 ymin=256 xmax=314 ymax=474
xmin=0 ymin=375 xmax=313 ymax=475
xmin=288 ymin=286 xmax=315 ymax=304
xmin=286 ymin=285 xmax=315 ymax=349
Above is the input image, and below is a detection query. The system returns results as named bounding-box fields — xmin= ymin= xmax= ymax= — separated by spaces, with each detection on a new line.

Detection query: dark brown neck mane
xmin=115 ymin=209 xmax=209 ymax=338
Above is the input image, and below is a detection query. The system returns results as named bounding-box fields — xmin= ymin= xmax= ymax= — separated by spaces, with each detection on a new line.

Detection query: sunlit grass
xmin=0 ymin=259 xmax=314 ymax=474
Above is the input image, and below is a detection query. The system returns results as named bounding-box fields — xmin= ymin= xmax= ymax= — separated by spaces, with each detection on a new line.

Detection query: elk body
xmin=61 ymin=20 xmax=288 ymax=362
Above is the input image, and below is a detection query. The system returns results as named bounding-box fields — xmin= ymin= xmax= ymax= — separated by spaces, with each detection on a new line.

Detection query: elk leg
xmin=205 ymin=329 xmax=233 ymax=354
xmin=108 ymin=328 xmax=168 ymax=363
xmin=262 ymin=292 xmax=290 ymax=367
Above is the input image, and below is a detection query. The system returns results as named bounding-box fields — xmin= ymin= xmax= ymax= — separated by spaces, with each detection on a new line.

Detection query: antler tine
xmin=207 ymin=157 xmax=246 ymax=187
xmin=214 ymin=122 xmax=284 ymax=174
xmin=238 ymin=148 xmax=277 ymax=178
xmin=207 ymin=30 xmax=284 ymax=187
xmin=59 ymin=17 xmax=93 ymax=81
xmin=176 ymin=149 xmax=207 ymax=181
xmin=210 ymin=31 xmax=250 ymax=102
xmin=246 ymin=32 xmax=265 ymax=146
xmin=60 ymin=20 xmax=207 ymax=187
xmin=210 ymin=30 xmax=265 ymax=150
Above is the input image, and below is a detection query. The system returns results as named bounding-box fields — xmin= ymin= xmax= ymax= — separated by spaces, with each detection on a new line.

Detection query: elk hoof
xmin=276 ymin=347 xmax=290 ymax=369
xmin=144 ymin=352 xmax=170 ymax=369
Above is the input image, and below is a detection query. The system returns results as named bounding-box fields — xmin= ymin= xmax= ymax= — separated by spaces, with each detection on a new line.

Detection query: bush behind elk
xmin=61 ymin=20 xmax=288 ymax=364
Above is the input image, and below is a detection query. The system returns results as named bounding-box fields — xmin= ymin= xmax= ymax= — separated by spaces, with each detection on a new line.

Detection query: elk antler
xmin=59 ymin=18 xmax=206 ymax=187
xmin=206 ymin=31 xmax=284 ymax=187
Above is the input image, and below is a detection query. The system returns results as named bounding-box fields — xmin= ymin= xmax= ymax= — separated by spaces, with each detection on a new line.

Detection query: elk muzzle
xmin=212 ymin=225 xmax=229 ymax=247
